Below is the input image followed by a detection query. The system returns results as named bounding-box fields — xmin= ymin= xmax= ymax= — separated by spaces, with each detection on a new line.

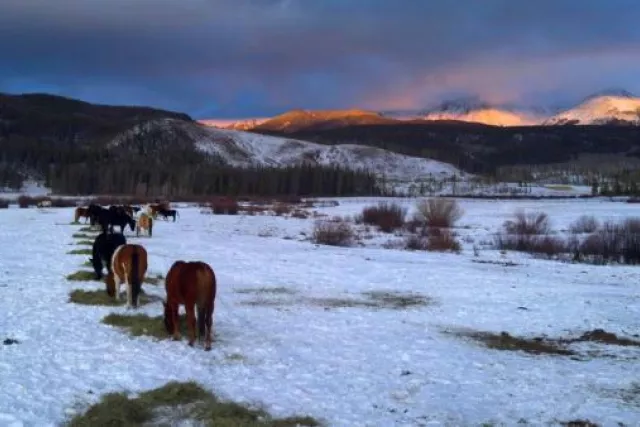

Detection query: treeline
xmin=47 ymin=162 xmax=382 ymax=197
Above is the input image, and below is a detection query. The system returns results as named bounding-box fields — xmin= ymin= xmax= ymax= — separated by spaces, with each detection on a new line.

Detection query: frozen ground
xmin=0 ymin=198 xmax=639 ymax=426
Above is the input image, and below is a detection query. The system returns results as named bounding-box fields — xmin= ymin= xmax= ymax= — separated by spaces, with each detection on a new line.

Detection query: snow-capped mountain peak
xmin=544 ymin=91 xmax=640 ymax=125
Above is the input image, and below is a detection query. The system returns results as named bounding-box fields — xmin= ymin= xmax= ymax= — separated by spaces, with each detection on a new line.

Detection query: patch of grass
xmin=69 ymin=289 xmax=160 ymax=306
xmin=65 ymin=381 xmax=322 ymax=427
xmin=235 ymin=286 xmax=297 ymax=295
xmin=559 ymin=420 xmax=599 ymax=427
xmin=451 ymin=330 xmax=575 ymax=356
xmin=144 ymin=274 xmax=164 ymax=286
xmin=82 ymin=260 xmax=92 ymax=267
xmin=72 ymin=233 xmax=94 ymax=239
xmin=362 ymin=291 xmax=433 ymax=309
xmin=310 ymin=291 xmax=433 ymax=310
xmin=67 ymin=248 xmax=92 ymax=255
xmin=76 ymin=240 xmax=94 ymax=246
xmin=66 ymin=270 xmax=98 ymax=281
xmin=79 ymin=226 xmax=96 ymax=232
xmin=240 ymin=298 xmax=297 ymax=308
xmin=545 ymin=184 xmax=574 ymax=191
xmin=566 ymin=329 xmax=640 ymax=347
xmin=102 ymin=313 xmax=174 ymax=339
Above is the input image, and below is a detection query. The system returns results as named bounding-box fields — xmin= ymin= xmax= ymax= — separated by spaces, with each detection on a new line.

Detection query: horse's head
xmin=162 ymin=300 xmax=173 ymax=334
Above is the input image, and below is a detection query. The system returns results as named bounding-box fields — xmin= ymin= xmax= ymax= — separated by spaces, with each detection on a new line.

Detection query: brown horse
xmin=163 ymin=261 xmax=217 ymax=351
xmin=136 ymin=212 xmax=153 ymax=237
xmin=106 ymin=244 xmax=148 ymax=308
xmin=74 ymin=206 xmax=91 ymax=223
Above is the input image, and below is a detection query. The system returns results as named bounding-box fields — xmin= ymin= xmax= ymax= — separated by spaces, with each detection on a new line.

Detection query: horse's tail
xmin=149 ymin=216 xmax=153 ymax=237
xmin=197 ymin=305 xmax=206 ymax=340
xmin=130 ymin=246 xmax=141 ymax=308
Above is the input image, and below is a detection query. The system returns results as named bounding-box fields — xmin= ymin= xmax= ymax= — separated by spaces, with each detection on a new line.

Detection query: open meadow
xmin=0 ymin=197 xmax=639 ymax=426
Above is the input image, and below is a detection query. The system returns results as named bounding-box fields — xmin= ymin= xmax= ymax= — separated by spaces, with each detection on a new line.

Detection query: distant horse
xmin=106 ymin=244 xmax=148 ymax=308
xmin=37 ymin=200 xmax=52 ymax=208
xmin=90 ymin=232 xmax=126 ymax=280
xmin=157 ymin=208 xmax=179 ymax=222
xmin=163 ymin=260 xmax=217 ymax=350
xmin=96 ymin=207 xmax=136 ymax=234
xmin=136 ymin=212 xmax=153 ymax=237
xmin=87 ymin=204 xmax=107 ymax=227
xmin=74 ymin=206 xmax=91 ymax=223
xmin=145 ymin=203 xmax=168 ymax=219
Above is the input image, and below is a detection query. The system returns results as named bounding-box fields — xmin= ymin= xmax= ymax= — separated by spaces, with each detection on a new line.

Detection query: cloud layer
xmin=1 ymin=0 xmax=640 ymax=118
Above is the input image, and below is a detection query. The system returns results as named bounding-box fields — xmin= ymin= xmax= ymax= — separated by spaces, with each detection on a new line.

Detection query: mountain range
xmin=201 ymin=89 xmax=640 ymax=131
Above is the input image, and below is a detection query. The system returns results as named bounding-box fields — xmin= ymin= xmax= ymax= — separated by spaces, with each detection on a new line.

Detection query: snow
xmin=193 ymin=126 xmax=465 ymax=182
xmin=0 ymin=180 xmax=51 ymax=200
xmin=545 ymin=95 xmax=640 ymax=125
xmin=1 ymin=198 xmax=639 ymax=426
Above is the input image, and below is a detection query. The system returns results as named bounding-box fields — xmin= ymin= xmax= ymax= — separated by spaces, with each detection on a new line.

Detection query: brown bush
xmin=17 ymin=195 xmax=34 ymax=208
xmin=569 ymin=215 xmax=599 ymax=234
xmin=291 ymin=209 xmax=310 ymax=219
xmin=210 ymin=197 xmax=239 ymax=215
xmin=312 ymin=218 xmax=354 ymax=246
xmin=415 ymin=198 xmax=463 ymax=228
xmin=0 ymin=198 xmax=9 ymax=209
xmin=577 ymin=219 xmax=640 ymax=265
xmin=425 ymin=228 xmax=462 ymax=252
xmin=404 ymin=235 xmax=429 ymax=251
xmin=49 ymin=197 xmax=80 ymax=208
xmin=494 ymin=233 xmax=566 ymax=257
xmin=503 ymin=211 xmax=550 ymax=235
xmin=273 ymin=203 xmax=294 ymax=216
xmin=240 ymin=205 xmax=268 ymax=216
xmin=358 ymin=202 xmax=406 ymax=233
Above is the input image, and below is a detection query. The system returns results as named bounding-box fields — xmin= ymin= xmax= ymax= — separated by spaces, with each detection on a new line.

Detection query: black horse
xmin=90 ymin=205 xmax=136 ymax=234
xmin=157 ymin=208 xmax=179 ymax=222
xmin=90 ymin=232 xmax=126 ymax=280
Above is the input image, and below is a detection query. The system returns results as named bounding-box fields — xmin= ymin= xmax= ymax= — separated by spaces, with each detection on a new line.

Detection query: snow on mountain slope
xmin=423 ymin=108 xmax=536 ymax=126
xmin=198 ymin=118 xmax=268 ymax=130
xmin=544 ymin=94 xmax=640 ymax=125
xmin=191 ymin=126 xmax=464 ymax=181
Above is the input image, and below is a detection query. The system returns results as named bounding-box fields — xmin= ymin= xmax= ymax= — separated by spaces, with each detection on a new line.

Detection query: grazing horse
xmin=90 ymin=232 xmax=126 ymax=280
xmin=163 ymin=261 xmax=217 ymax=350
xmin=106 ymin=244 xmax=148 ymax=308
xmin=97 ymin=208 xmax=136 ymax=234
xmin=87 ymin=204 xmax=107 ymax=227
xmin=157 ymin=208 xmax=179 ymax=222
xmin=74 ymin=206 xmax=91 ymax=223
xmin=136 ymin=212 xmax=153 ymax=237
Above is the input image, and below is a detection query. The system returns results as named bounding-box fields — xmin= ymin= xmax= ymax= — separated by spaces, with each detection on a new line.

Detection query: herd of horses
xmin=79 ymin=202 xmax=216 ymax=351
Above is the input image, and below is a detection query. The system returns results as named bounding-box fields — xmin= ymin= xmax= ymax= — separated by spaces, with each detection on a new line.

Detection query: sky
xmin=1 ymin=0 xmax=640 ymax=119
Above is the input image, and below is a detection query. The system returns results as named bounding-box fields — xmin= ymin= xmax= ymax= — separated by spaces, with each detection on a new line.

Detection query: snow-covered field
xmin=1 ymin=198 xmax=639 ymax=426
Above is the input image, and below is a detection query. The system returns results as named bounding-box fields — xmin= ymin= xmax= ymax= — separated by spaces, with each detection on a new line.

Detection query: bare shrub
xmin=504 ymin=211 xmax=550 ymax=235
xmin=577 ymin=219 xmax=640 ymax=265
xmin=415 ymin=198 xmax=463 ymax=228
xmin=426 ymin=227 xmax=461 ymax=252
xmin=404 ymin=235 xmax=429 ymax=251
xmin=312 ymin=218 xmax=354 ymax=246
xmin=273 ymin=203 xmax=293 ymax=216
xmin=494 ymin=233 xmax=565 ymax=257
xmin=210 ymin=197 xmax=239 ymax=215
xmin=569 ymin=215 xmax=600 ymax=234
xmin=291 ymin=209 xmax=309 ymax=219
xmin=358 ymin=202 xmax=406 ymax=233
xmin=17 ymin=195 xmax=34 ymax=208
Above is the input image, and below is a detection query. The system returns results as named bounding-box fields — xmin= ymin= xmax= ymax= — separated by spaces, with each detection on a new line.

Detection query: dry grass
xmin=66 ymin=270 xmax=98 ymax=281
xmin=235 ymin=286 xmax=297 ymax=295
xmin=67 ymin=248 xmax=92 ymax=255
xmin=76 ymin=239 xmax=94 ymax=246
xmin=69 ymin=289 xmax=160 ymax=306
xmin=566 ymin=329 xmax=640 ymax=347
xmin=65 ymin=380 xmax=322 ymax=427
xmin=101 ymin=313 xmax=179 ymax=340
xmin=72 ymin=233 xmax=95 ymax=239
xmin=310 ymin=291 xmax=433 ymax=310
xmin=450 ymin=329 xmax=576 ymax=356
xmin=79 ymin=226 xmax=96 ymax=232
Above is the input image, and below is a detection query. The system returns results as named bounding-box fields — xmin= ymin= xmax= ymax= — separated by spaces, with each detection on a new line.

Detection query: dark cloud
xmin=1 ymin=0 xmax=640 ymax=118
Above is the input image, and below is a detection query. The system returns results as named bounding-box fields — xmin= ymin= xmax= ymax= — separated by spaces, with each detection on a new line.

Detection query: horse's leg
xmin=186 ymin=304 xmax=197 ymax=347
xmin=204 ymin=305 xmax=213 ymax=351
xmin=172 ymin=304 xmax=181 ymax=340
